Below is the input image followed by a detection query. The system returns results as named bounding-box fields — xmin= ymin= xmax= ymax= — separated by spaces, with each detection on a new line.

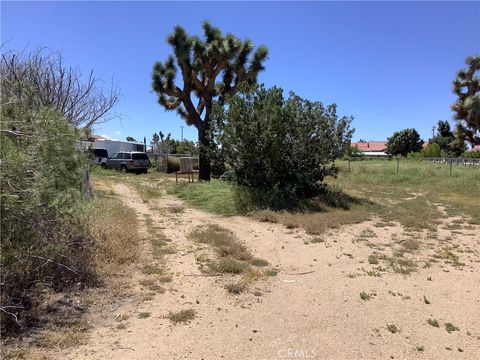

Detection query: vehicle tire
xmin=143 ymin=169 xmax=148 ymax=174
xmin=101 ymin=163 xmax=107 ymax=169
xmin=120 ymin=165 xmax=127 ymax=174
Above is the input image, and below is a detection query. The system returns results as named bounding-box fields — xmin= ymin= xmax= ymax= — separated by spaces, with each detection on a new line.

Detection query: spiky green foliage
xmin=152 ymin=21 xmax=268 ymax=180
xmin=451 ymin=55 xmax=480 ymax=146
xmin=386 ymin=128 xmax=424 ymax=156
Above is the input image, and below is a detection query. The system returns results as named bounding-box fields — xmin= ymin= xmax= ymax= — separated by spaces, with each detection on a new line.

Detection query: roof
xmin=351 ymin=141 xmax=387 ymax=152
xmin=467 ymin=145 xmax=480 ymax=152
xmin=89 ymin=134 xmax=108 ymax=141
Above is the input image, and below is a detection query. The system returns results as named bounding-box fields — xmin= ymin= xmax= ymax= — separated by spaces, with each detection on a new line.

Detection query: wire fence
xmin=344 ymin=156 xmax=480 ymax=175
xmin=423 ymin=157 xmax=480 ymax=166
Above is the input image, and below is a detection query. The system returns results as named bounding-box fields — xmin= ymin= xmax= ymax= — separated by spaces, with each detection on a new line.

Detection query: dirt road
xmin=59 ymin=183 xmax=480 ymax=360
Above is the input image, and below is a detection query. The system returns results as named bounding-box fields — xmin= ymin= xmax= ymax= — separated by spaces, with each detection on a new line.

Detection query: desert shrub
xmin=419 ymin=142 xmax=441 ymax=158
xmin=218 ymin=85 xmax=354 ymax=208
xmin=0 ymin=105 xmax=93 ymax=335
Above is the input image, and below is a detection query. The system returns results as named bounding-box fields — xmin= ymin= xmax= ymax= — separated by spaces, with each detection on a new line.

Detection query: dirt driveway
xmin=58 ymin=182 xmax=480 ymax=360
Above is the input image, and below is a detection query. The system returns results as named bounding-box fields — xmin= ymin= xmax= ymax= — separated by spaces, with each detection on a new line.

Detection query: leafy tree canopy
xmin=386 ymin=128 xmax=424 ymax=156
xmin=218 ymin=85 xmax=354 ymax=206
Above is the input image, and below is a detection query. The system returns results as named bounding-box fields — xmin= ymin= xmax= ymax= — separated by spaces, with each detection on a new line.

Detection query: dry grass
xmin=253 ymin=210 xmax=279 ymax=223
xmin=211 ymin=258 xmax=248 ymax=274
xmin=166 ymin=204 xmax=185 ymax=213
xmin=225 ymin=282 xmax=247 ymax=295
xmin=190 ymin=224 xmax=253 ymax=262
xmin=143 ymin=265 xmax=164 ymax=276
xmin=189 ymin=224 xmax=273 ymax=294
xmin=167 ymin=309 xmax=196 ymax=324
xmin=1 ymin=185 xmax=142 ymax=357
xmin=388 ymin=257 xmax=417 ymax=275
xmin=275 ymin=207 xmax=371 ymax=235
xmin=135 ymin=183 xmax=164 ymax=203
xmin=88 ymin=194 xmax=140 ymax=276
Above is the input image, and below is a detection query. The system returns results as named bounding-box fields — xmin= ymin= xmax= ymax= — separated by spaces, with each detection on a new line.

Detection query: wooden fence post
xmin=396 ymin=158 xmax=399 ymax=174
xmin=449 ymin=158 xmax=453 ymax=175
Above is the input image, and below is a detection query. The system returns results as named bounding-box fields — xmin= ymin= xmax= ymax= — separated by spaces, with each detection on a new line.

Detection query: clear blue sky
xmin=2 ymin=1 xmax=479 ymax=143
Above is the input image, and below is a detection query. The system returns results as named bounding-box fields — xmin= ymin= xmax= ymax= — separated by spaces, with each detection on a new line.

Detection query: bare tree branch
xmin=1 ymin=48 xmax=120 ymax=129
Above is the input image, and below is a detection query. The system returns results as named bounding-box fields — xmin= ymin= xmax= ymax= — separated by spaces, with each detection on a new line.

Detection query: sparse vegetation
xmin=167 ymin=309 xmax=196 ymax=324
xmin=427 ymin=319 xmax=439 ymax=328
xmin=389 ymin=257 xmax=417 ymax=275
xmin=387 ymin=324 xmax=399 ymax=334
xmin=445 ymin=322 xmax=460 ymax=333
xmin=226 ymin=282 xmax=246 ymax=295
xmin=190 ymin=224 xmax=252 ymax=262
xmin=360 ymin=291 xmax=375 ymax=301
xmin=251 ymin=258 xmax=269 ymax=267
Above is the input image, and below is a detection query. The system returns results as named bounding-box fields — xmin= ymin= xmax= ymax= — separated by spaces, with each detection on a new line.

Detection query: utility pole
xmin=432 ymin=126 xmax=435 ymax=138
xmin=179 ymin=125 xmax=184 ymax=141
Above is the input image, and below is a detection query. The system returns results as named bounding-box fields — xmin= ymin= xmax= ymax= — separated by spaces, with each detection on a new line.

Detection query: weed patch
xmin=167 ymin=309 xmax=196 ymax=324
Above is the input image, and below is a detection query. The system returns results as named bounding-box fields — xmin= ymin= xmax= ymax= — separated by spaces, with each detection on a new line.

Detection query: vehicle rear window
xmin=94 ymin=149 xmax=108 ymax=157
xmin=132 ymin=153 xmax=149 ymax=160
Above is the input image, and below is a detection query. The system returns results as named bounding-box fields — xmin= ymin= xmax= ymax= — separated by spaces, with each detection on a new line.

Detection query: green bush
xmin=386 ymin=128 xmax=424 ymax=156
xmin=1 ymin=105 xmax=93 ymax=335
xmin=462 ymin=149 xmax=480 ymax=158
xmin=219 ymin=85 xmax=353 ymax=208
xmin=409 ymin=142 xmax=442 ymax=158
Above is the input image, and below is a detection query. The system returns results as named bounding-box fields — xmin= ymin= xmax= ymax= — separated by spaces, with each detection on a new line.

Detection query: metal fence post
xmin=449 ymin=158 xmax=453 ymax=175
xmin=348 ymin=159 xmax=351 ymax=172
xmin=396 ymin=158 xmax=399 ymax=174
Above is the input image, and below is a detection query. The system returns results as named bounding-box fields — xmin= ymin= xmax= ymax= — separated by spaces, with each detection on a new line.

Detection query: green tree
xmin=151 ymin=21 xmax=268 ymax=180
xmin=420 ymin=142 xmax=441 ymax=157
xmin=451 ymin=55 xmax=480 ymax=146
xmin=430 ymin=120 xmax=465 ymax=156
xmin=176 ymin=140 xmax=198 ymax=155
xmin=126 ymin=136 xmax=137 ymax=142
xmin=219 ymin=85 xmax=354 ymax=206
xmin=386 ymin=128 xmax=424 ymax=156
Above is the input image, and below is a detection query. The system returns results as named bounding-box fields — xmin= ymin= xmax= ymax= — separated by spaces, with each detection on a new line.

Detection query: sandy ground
xmin=54 ymin=182 xmax=480 ymax=360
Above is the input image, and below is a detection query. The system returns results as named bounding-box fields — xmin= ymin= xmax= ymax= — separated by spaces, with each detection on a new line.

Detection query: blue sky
xmin=2 ymin=1 xmax=479 ymax=143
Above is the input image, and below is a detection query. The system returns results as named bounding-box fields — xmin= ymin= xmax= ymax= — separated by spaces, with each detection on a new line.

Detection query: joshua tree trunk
xmin=198 ymin=123 xmax=211 ymax=181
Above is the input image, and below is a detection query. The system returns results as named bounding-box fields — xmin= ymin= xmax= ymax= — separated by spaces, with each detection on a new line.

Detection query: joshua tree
xmin=451 ymin=55 xmax=480 ymax=146
xmin=151 ymin=21 xmax=268 ymax=180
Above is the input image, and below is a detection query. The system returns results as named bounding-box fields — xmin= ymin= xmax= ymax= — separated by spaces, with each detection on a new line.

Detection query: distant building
xmin=351 ymin=141 xmax=387 ymax=157
xmin=467 ymin=145 xmax=480 ymax=153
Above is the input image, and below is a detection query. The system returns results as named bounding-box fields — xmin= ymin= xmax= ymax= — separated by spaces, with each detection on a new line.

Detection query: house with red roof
xmin=351 ymin=141 xmax=388 ymax=157
xmin=467 ymin=145 xmax=480 ymax=153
